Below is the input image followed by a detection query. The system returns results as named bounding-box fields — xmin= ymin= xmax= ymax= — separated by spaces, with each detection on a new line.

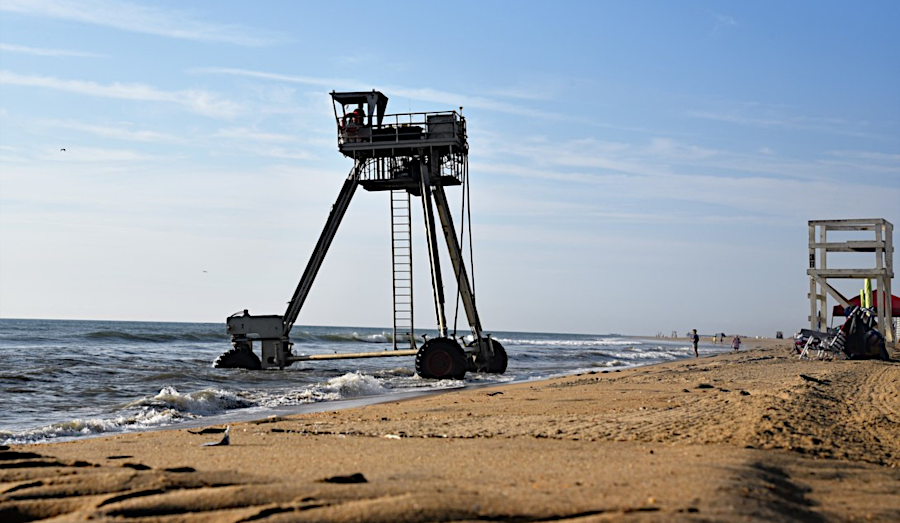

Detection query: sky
xmin=0 ymin=1 xmax=897 ymax=337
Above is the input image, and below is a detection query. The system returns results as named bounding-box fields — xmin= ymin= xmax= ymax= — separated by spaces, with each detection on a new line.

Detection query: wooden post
xmin=884 ymin=221 xmax=895 ymax=345
xmin=820 ymin=225 xmax=828 ymax=329
xmin=809 ymin=223 xmax=818 ymax=331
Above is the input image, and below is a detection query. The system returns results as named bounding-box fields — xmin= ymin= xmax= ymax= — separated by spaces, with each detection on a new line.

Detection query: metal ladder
xmin=390 ymin=190 xmax=415 ymax=350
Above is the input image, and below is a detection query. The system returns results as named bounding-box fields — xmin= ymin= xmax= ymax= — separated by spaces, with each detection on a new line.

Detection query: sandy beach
xmin=2 ymin=339 xmax=898 ymax=522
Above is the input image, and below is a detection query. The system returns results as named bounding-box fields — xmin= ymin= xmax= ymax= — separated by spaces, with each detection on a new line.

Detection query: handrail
xmin=336 ymin=111 xmax=466 ymax=148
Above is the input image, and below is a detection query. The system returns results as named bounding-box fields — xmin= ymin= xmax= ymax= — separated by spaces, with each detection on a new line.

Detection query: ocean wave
xmin=291 ymin=330 xmax=423 ymax=344
xmin=123 ymin=386 xmax=255 ymax=415
xmin=255 ymin=372 xmax=390 ymax=407
xmin=593 ymin=359 xmax=627 ymax=367
xmin=0 ymin=408 xmax=187 ymax=445
xmin=493 ymin=337 xmax=637 ymax=347
xmin=82 ymin=330 xmax=226 ymax=343
xmin=373 ymin=367 xmax=417 ymax=379
xmin=0 ymin=386 xmax=257 ymax=445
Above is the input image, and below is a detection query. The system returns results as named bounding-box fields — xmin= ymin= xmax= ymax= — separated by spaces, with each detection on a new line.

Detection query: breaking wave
xmin=255 ymin=372 xmax=391 ymax=407
xmin=0 ymin=373 xmax=424 ymax=445
xmin=0 ymin=386 xmax=255 ymax=445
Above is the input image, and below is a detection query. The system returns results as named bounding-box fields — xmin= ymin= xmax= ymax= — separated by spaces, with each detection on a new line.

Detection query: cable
xmin=452 ymin=153 xmax=466 ymax=337
xmin=466 ymin=155 xmax=475 ymax=298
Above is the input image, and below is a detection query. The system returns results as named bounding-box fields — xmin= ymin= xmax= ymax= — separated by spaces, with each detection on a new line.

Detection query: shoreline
xmin=3 ymin=333 xmax=701 ymax=446
xmin=4 ymin=339 xmax=898 ymax=522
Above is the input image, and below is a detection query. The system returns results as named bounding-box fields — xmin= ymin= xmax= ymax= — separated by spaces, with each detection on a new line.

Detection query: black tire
xmin=466 ymin=338 xmax=508 ymax=374
xmin=214 ymin=347 xmax=262 ymax=370
xmin=416 ymin=338 xmax=467 ymax=379
xmin=486 ymin=341 xmax=508 ymax=374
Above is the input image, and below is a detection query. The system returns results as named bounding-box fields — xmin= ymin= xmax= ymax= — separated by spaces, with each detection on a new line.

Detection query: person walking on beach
xmin=732 ymin=335 xmax=741 ymax=352
xmin=691 ymin=329 xmax=699 ymax=357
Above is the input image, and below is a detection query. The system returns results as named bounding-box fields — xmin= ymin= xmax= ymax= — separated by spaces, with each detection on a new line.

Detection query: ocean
xmin=0 ymin=319 xmax=719 ymax=445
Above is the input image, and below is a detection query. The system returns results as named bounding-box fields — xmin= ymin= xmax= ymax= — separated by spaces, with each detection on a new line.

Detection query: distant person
xmin=342 ymin=107 xmax=366 ymax=142
xmin=732 ymin=335 xmax=741 ymax=352
xmin=691 ymin=329 xmax=699 ymax=357
xmin=352 ymin=107 xmax=365 ymax=126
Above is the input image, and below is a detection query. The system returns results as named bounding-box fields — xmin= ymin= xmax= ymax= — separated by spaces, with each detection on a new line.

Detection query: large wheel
xmin=467 ymin=338 xmax=508 ymax=374
xmin=416 ymin=338 xmax=467 ymax=380
xmin=486 ymin=340 xmax=508 ymax=374
xmin=214 ymin=347 xmax=262 ymax=370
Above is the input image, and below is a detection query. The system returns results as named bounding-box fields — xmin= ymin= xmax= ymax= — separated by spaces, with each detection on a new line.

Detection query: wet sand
xmin=2 ymin=339 xmax=898 ymax=522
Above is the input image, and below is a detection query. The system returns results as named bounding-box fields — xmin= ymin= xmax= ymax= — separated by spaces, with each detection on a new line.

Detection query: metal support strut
xmin=419 ymin=154 xmax=448 ymax=338
xmin=283 ymin=162 xmax=361 ymax=336
xmin=432 ymin=181 xmax=496 ymax=371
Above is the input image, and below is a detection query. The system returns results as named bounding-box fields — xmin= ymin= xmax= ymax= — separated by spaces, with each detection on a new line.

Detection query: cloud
xmin=820 ymin=150 xmax=900 ymax=174
xmin=0 ymin=70 xmax=242 ymax=118
xmin=47 ymin=120 xmax=176 ymax=142
xmin=0 ymin=0 xmax=288 ymax=46
xmin=474 ymin=135 xmax=715 ymax=178
xmin=214 ymin=127 xmax=299 ymax=144
xmin=194 ymin=67 xmax=565 ymax=119
xmin=210 ymin=128 xmax=317 ymax=161
xmin=473 ymin=154 xmax=900 ymax=231
xmin=247 ymin=147 xmax=315 ymax=161
xmin=646 ymin=137 xmax=717 ymax=161
xmin=470 ymin=108 xmax=893 ymax=205
xmin=712 ymin=13 xmax=737 ymax=33
xmin=0 ymin=42 xmax=104 ymax=58
xmin=40 ymin=146 xmax=157 ymax=162
xmin=685 ymin=104 xmax=880 ymax=139
xmin=193 ymin=67 xmax=666 ymax=137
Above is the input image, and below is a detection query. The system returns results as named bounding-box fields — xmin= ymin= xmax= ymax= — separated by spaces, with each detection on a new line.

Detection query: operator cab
xmin=331 ymin=90 xmax=389 ymax=148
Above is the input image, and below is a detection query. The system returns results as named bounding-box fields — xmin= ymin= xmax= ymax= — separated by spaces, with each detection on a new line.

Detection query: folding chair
xmin=799 ymin=332 xmax=845 ymax=360
xmin=798 ymin=336 xmax=821 ymax=359
xmin=819 ymin=332 xmax=846 ymax=360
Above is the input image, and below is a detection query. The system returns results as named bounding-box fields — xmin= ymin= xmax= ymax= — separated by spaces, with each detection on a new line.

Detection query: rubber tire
xmin=467 ymin=338 xmax=508 ymax=374
xmin=214 ymin=347 xmax=262 ymax=370
xmin=416 ymin=338 xmax=467 ymax=380
xmin=486 ymin=340 xmax=508 ymax=374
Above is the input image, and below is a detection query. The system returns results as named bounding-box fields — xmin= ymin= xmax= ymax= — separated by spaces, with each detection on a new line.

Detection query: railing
xmin=355 ymin=151 xmax=467 ymax=186
xmin=336 ymin=111 xmax=467 ymax=149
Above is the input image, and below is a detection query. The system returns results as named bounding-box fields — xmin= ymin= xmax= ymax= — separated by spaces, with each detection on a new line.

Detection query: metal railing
xmin=336 ymin=111 xmax=467 ymax=148
xmin=355 ymin=152 xmax=467 ymax=186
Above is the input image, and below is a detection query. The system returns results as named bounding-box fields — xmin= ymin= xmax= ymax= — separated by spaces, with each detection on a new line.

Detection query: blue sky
xmin=0 ymin=1 xmax=897 ymax=336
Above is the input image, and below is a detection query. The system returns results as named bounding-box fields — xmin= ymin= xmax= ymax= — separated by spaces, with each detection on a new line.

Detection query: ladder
xmin=390 ymin=190 xmax=415 ymax=350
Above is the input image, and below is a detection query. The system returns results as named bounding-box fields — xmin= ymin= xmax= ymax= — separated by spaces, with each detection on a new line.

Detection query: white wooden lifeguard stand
xmin=807 ymin=218 xmax=895 ymax=346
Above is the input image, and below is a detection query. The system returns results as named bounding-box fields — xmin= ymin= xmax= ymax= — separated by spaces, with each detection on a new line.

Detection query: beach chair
xmin=798 ymin=336 xmax=821 ymax=360
xmin=798 ymin=331 xmax=845 ymax=360
xmin=819 ymin=331 xmax=846 ymax=360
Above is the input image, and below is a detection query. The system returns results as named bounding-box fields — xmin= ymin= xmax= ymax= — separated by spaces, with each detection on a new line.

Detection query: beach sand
xmin=3 ymin=339 xmax=898 ymax=522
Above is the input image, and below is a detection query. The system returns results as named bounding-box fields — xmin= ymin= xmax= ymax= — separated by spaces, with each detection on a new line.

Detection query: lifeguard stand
xmin=808 ymin=218 xmax=895 ymax=346
xmin=216 ymin=91 xmax=506 ymax=380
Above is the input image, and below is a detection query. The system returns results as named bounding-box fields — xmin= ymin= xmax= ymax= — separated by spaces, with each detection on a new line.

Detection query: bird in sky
xmin=60 ymin=148 xmax=65 ymax=152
